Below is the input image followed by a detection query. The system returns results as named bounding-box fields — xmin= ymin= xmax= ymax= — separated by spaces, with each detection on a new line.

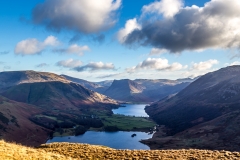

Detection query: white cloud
xmin=117 ymin=18 xmax=141 ymax=43
xmin=36 ymin=63 xmax=48 ymax=68
xmin=230 ymin=61 xmax=240 ymax=66
xmin=126 ymin=58 xmax=184 ymax=73
xmin=149 ymin=48 xmax=168 ymax=56
xmin=142 ymin=0 xmax=183 ymax=18
xmin=191 ymin=59 xmax=219 ymax=71
xmin=56 ymin=59 xmax=82 ymax=68
xmin=225 ymin=61 xmax=240 ymax=66
xmin=73 ymin=61 xmax=115 ymax=72
xmin=43 ymin=36 xmax=59 ymax=46
xmin=121 ymin=0 xmax=240 ymax=53
xmin=54 ymin=44 xmax=90 ymax=56
xmin=15 ymin=36 xmax=59 ymax=55
xmin=32 ymin=0 xmax=121 ymax=33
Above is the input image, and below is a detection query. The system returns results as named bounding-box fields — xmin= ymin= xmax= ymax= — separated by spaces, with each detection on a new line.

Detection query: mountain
xmin=0 ymin=96 xmax=50 ymax=146
xmin=0 ymin=70 xmax=69 ymax=91
xmin=0 ymin=71 xmax=120 ymax=146
xmin=104 ymin=79 xmax=147 ymax=102
xmin=144 ymin=65 xmax=240 ymax=150
xmin=1 ymin=81 xmax=118 ymax=111
xmin=60 ymin=74 xmax=108 ymax=93
xmin=104 ymin=79 xmax=192 ymax=103
xmin=95 ymin=80 xmax=113 ymax=87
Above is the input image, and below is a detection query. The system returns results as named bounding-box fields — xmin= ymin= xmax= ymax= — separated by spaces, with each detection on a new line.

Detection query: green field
xmin=100 ymin=114 xmax=155 ymax=131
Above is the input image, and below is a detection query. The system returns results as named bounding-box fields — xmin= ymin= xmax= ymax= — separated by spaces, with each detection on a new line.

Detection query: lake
xmin=47 ymin=104 xmax=152 ymax=150
xmin=47 ymin=131 xmax=152 ymax=150
xmin=112 ymin=104 xmax=149 ymax=117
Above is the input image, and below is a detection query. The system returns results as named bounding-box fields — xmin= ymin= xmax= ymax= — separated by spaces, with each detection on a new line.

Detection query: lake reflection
xmin=113 ymin=104 xmax=149 ymax=117
xmin=47 ymin=131 xmax=152 ymax=150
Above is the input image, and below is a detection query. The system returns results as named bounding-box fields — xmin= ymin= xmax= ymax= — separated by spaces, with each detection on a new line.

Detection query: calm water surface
xmin=112 ymin=104 xmax=149 ymax=117
xmin=47 ymin=104 xmax=152 ymax=149
xmin=47 ymin=131 xmax=152 ymax=150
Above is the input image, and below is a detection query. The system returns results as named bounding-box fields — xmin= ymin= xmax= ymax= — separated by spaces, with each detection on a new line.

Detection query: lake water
xmin=47 ymin=104 xmax=152 ymax=150
xmin=112 ymin=104 xmax=149 ymax=117
xmin=47 ymin=131 xmax=152 ymax=150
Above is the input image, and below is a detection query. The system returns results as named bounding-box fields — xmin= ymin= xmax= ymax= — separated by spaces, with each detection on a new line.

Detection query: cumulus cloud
xmin=191 ymin=59 xmax=219 ymax=71
xmin=120 ymin=0 xmax=240 ymax=53
xmin=117 ymin=18 xmax=141 ymax=43
xmin=73 ymin=62 xmax=115 ymax=72
xmin=32 ymin=0 xmax=121 ymax=33
xmin=126 ymin=58 xmax=184 ymax=73
xmin=54 ymin=44 xmax=90 ymax=56
xmin=225 ymin=61 xmax=240 ymax=66
xmin=149 ymin=48 xmax=168 ymax=56
xmin=56 ymin=59 xmax=82 ymax=68
xmin=15 ymin=36 xmax=59 ymax=55
xmin=230 ymin=61 xmax=240 ymax=66
xmin=35 ymin=63 xmax=48 ymax=68
xmin=142 ymin=0 xmax=183 ymax=18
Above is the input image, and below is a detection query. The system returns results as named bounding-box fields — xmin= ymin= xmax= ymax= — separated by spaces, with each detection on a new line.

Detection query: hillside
xmin=1 ymin=141 xmax=240 ymax=160
xmin=0 ymin=96 xmax=50 ymax=146
xmin=61 ymin=74 xmax=108 ymax=93
xmin=145 ymin=65 xmax=240 ymax=150
xmin=104 ymin=79 xmax=191 ymax=102
xmin=0 ymin=70 xmax=69 ymax=91
xmin=1 ymin=81 xmax=118 ymax=110
xmin=104 ymin=79 xmax=147 ymax=102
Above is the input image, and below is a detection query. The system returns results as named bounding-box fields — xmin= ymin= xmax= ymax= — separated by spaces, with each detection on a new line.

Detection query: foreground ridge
xmin=1 ymin=141 xmax=240 ymax=160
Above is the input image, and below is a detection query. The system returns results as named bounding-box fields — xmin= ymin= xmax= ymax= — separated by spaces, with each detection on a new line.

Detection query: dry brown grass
xmin=1 ymin=140 xmax=240 ymax=160
xmin=0 ymin=140 xmax=72 ymax=160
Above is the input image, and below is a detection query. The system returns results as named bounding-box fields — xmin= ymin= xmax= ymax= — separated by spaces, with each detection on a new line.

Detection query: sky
xmin=1 ymin=0 xmax=240 ymax=82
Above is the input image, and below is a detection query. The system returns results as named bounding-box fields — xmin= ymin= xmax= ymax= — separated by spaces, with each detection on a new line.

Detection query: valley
xmin=0 ymin=71 xmax=156 ymax=148
xmin=1 ymin=66 xmax=240 ymax=151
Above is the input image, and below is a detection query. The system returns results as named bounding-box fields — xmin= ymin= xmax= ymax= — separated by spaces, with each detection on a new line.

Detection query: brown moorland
xmin=1 ymin=140 xmax=240 ymax=160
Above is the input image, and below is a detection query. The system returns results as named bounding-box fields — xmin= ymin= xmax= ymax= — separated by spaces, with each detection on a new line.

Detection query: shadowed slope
xmin=104 ymin=79 xmax=191 ymax=102
xmin=144 ymin=65 xmax=240 ymax=151
xmin=146 ymin=66 xmax=240 ymax=134
xmin=1 ymin=81 xmax=118 ymax=111
xmin=0 ymin=96 xmax=50 ymax=146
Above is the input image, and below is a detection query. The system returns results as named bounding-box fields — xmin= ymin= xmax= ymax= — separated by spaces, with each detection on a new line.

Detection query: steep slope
xmin=104 ymin=79 xmax=147 ymax=102
xmin=135 ymin=79 xmax=191 ymax=101
xmin=1 ymin=81 xmax=118 ymax=111
xmin=146 ymin=66 xmax=240 ymax=134
xmin=0 ymin=96 xmax=50 ymax=146
xmin=104 ymin=79 xmax=192 ymax=102
xmin=0 ymin=81 xmax=119 ymax=145
xmin=143 ymin=110 xmax=240 ymax=151
xmin=0 ymin=70 xmax=69 ymax=91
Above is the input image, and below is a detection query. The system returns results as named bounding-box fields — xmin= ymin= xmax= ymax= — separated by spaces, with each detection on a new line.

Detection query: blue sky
xmin=0 ymin=0 xmax=240 ymax=81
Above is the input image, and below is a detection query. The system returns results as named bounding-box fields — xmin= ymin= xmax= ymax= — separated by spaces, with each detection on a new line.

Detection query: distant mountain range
xmin=63 ymin=75 xmax=197 ymax=103
xmin=144 ymin=65 xmax=240 ymax=151
xmin=61 ymin=74 xmax=110 ymax=94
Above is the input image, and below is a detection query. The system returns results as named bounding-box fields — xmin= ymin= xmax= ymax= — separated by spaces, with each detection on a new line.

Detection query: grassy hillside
xmin=0 ymin=70 xmax=70 ymax=90
xmin=1 ymin=140 xmax=240 ymax=160
xmin=0 ymin=96 xmax=50 ymax=146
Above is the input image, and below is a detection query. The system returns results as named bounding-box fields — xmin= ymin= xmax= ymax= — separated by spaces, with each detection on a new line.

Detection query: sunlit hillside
xmin=1 ymin=140 xmax=240 ymax=160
